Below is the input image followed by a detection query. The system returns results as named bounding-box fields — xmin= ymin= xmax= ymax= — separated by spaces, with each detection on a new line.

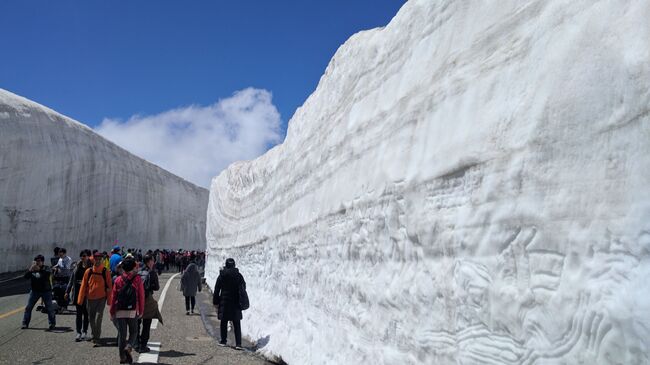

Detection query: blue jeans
xmin=23 ymin=290 xmax=56 ymax=327
xmin=116 ymin=318 xmax=138 ymax=358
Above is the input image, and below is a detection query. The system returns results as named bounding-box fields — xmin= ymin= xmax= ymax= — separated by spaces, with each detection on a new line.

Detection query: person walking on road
xmin=109 ymin=246 xmax=122 ymax=280
xmin=21 ymin=255 xmax=56 ymax=330
xmin=213 ymin=258 xmax=246 ymax=350
xmin=155 ymin=250 xmax=164 ymax=275
xmin=137 ymin=254 xmax=163 ymax=353
xmin=175 ymin=251 xmax=182 ymax=272
xmin=102 ymin=251 xmax=110 ymax=270
xmin=110 ymin=258 xmax=145 ymax=364
xmin=181 ymin=254 xmax=202 ymax=315
xmin=78 ymin=251 xmax=113 ymax=344
xmin=66 ymin=249 xmax=91 ymax=341
xmin=50 ymin=247 xmax=60 ymax=267
xmin=52 ymin=248 xmax=73 ymax=310
xmin=53 ymin=248 xmax=73 ymax=277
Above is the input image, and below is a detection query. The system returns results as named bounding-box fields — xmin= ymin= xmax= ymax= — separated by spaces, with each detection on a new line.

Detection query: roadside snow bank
xmin=0 ymin=89 xmax=208 ymax=272
xmin=206 ymin=0 xmax=650 ymax=364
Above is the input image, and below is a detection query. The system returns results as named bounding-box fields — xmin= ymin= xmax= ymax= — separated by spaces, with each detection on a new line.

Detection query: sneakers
xmin=186 ymin=311 xmax=190 ymax=315
xmin=124 ymin=347 xmax=134 ymax=364
xmin=81 ymin=332 xmax=88 ymax=341
xmin=218 ymin=342 xmax=227 ymax=347
xmin=48 ymin=324 xmax=56 ymax=331
xmin=75 ymin=333 xmax=82 ymax=342
xmin=139 ymin=346 xmax=151 ymax=353
xmin=21 ymin=324 xmax=28 ymax=329
xmin=235 ymin=346 xmax=244 ymax=351
xmin=190 ymin=309 xmax=194 ymax=314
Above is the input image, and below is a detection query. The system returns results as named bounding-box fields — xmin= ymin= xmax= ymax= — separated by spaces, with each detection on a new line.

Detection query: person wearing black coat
xmin=213 ymin=258 xmax=246 ymax=349
xmin=22 ymin=255 xmax=56 ymax=330
xmin=65 ymin=250 xmax=91 ymax=341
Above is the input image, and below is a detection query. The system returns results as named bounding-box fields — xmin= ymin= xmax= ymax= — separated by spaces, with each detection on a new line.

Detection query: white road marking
xmin=151 ymin=272 xmax=179 ymax=329
xmin=137 ymin=341 xmax=161 ymax=363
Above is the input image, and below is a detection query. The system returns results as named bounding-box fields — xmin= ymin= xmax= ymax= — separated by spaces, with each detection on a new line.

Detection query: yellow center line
xmin=0 ymin=307 xmax=23 ymax=319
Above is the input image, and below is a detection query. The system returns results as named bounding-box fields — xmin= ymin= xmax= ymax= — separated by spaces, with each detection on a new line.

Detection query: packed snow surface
xmin=205 ymin=0 xmax=650 ymax=364
xmin=0 ymin=89 xmax=208 ymax=273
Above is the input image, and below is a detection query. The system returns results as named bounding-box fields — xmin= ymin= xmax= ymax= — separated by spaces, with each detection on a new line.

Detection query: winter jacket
xmin=78 ymin=265 xmax=113 ymax=303
xmin=138 ymin=268 xmax=163 ymax=323
xmin=180 ymin=262 xmax=202 ymax=297
xmin=66 ymin=262 xmax=90 ymax=306
xmin=213 ymin=267 xmax=246 ymax=321
xmin=24 ymin=266 xmax=52 ymax=292
xmin=109 ymin=271 xmax=145 ymax=318
xmin=109 ymin=253 xmax=122 ymax=274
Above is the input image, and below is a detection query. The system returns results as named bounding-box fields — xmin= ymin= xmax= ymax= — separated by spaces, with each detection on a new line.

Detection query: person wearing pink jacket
xmin=109 ymin=258 xmax=145 ymax=364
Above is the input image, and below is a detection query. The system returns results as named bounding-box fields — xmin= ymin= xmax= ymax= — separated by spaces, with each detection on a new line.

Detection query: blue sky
xmin=0 ymin=0 xmax=404 ymax=128
xmin=0 ymin=1 xmax=406 ymax=186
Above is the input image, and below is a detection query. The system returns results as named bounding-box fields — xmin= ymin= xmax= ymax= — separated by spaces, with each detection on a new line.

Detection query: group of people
xmin=21 ymin=245 xmax=214 ymax=364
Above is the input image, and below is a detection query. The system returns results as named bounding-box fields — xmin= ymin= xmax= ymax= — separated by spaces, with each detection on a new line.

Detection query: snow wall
xmin=205 ymin=0 xmax=650 ymax=364
xmin=0 ymin=89 xmax=208 ymax=273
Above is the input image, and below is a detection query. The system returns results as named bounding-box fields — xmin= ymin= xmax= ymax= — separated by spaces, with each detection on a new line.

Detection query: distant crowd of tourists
xmin=21 ymin=245 xmax=247 ymax=364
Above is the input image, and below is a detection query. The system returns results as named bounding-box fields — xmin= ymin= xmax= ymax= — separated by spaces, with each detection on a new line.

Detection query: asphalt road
xmin=0 ymin=272 xmax=278 ymax=365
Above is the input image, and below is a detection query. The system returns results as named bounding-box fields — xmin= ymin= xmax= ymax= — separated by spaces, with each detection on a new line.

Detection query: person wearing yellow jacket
xmin=102 ymin=252 xmax=110 ymax=271
xmin=78 ymin=252 xmax=113 ymax=343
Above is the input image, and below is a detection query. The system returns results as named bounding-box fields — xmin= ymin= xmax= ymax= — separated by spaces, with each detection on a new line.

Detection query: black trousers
xmin=185 ymin=296 xmax=195 ymax=311
xmin=138 ymin=318 xmax=152 ymax=347
xmin=220 ymin=319 xmax=241 ymax=346
xmin=75 ymin=303 xmax=89 ymax=334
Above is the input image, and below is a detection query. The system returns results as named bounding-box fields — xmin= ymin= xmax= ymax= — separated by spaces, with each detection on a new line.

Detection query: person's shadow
xmin=44 ymin=326 xmax=73 ymax=333
xmin=158 ymin=349 xmax=196 ymax=359
xmin=93 ymin=337 xmax=118 ymax=347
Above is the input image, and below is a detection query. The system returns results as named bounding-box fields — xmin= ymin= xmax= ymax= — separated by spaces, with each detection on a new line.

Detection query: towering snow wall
xmin=205 ymin=0 xmax=650 ymax=364
xmin=0 ymin=89 xmax=208 ymax=273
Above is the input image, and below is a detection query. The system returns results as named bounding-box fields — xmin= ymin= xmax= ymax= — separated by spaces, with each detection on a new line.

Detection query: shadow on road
xmin=31 ymin=356 xmax=54 ymax=364
xmin=158 ymin=349 xmax=196 ymax=358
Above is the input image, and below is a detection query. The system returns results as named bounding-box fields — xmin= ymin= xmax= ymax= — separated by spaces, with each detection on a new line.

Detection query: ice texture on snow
xmin=0 ymin=89 xmax=208 ymax=273
xmin=205 ymin=0 xmax=650 ymax=364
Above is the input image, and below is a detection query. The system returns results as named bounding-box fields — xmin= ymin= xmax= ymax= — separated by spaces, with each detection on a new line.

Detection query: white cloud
xmin=95 ymin=88 xmax=283 ymax=188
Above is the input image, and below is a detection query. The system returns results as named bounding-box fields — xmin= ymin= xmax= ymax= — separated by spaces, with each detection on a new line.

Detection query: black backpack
xmin=138 ymin=269 xmax=151 ymax=294
xmin=239 ymin=281 xmax=249 ymax=311
xmin=117 ymin=275 xmax=137 ymax=310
